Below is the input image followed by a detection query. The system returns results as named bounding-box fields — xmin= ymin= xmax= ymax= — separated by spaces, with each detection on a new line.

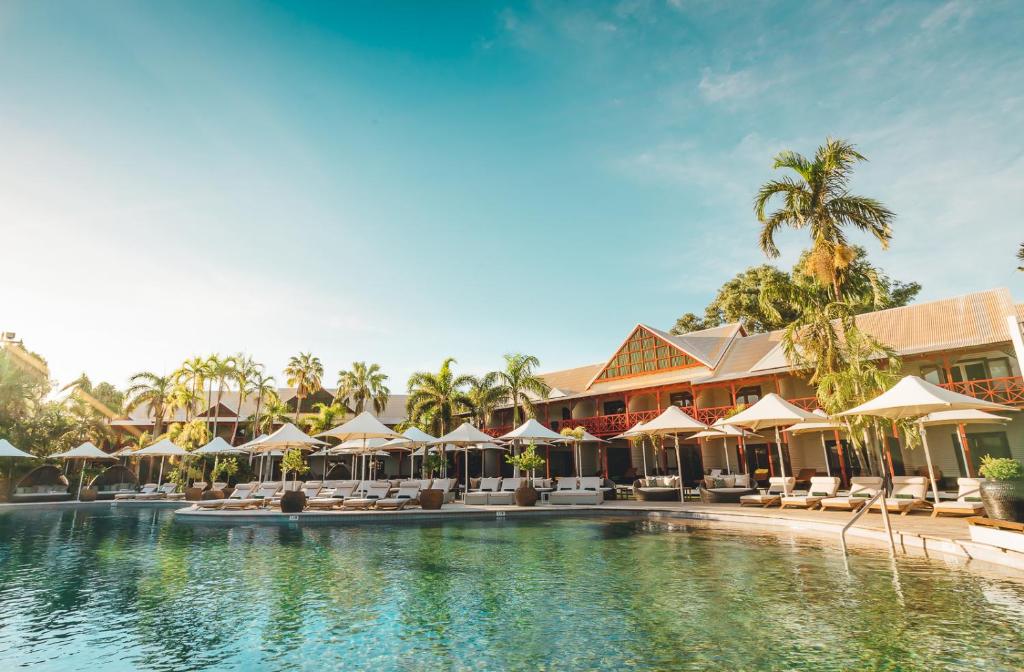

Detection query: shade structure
xmin=785 ymin=410 xmax=845 ymax=479
xmin=133 ymin=438 xmax=188 ymax=486
xmin=498 ymin=418 xmax=565 ymax=443
xmin=639 ymin=406 xmax=708 ymax=498
xmin=251 ymin=423 xmax=326 ymax=452
xmin=238 ymin=434 xmax=269 ymax=451
xmin=110 ymin=446 xmax=136 ymax=458
xmin=194 ymin=437 xmax=246 ymax=455
xmin=380 ymin=427 xmax=438 ymax=478
xmin=316 ymin=412 xmax=403 ymax=480
xmin=724 ymin=394 xmax=819 ymax=494
xmin=555 ymin=427 xmax=609 ymax=479
xmin=686 ymin=425 xmax=761 ymax=477
xmin=839 ymin=376 xmax=1016 ymax=504
xmin=50 ymin=442 xmax=115 ymax=499
xmin=432 ymin=423 xmax=498 ymax=498
xmin=0 ymin=439 xmax=35 ymax=460
xmin=612 ymin=420 xmax=648 ymax=440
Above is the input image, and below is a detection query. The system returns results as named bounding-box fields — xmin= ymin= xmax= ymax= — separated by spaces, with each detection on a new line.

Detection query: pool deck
xmin=5 ymin=497 xmax=1022 ymax=573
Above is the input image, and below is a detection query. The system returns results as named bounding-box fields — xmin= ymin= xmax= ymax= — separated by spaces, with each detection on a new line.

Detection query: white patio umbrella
xmin=51 ymin=442 xmax=116 ymax=499
xmin=431 ymin=422 xmax=496 ymax=499
xmin=687 ymin=425 xmax=762 ymax=475
xmin=381 ymin=427 xmax=437 ymax=478
xmin=555 ymin=428 xmax=609 ymax=478
xmin=250 ymin=423 xmax=327 ymax=485
xmin=640 ymin=407 xmax=708 ymax=499
xmin=613 ymin=421 xmax=652 ymax=478
xmin=0 ymin=439 xmax=35 ymax=493
xmin=329 ymin=438 xmax=392 ymax=479
xmin=838 ymin=375 xmax=1016 ymax=503
xmin=920 ymin=409 xmax=1011 ymax=477
xmin=134 ymin=439 xmax=188 ymax=485
xmin=317 ymin=412 xmax=403 ymax=480
xmin=500 ymin=419 xmax=566 ymax=477
xmin=725 ymin=393 xmax=820 ymax=495
xmin=786 ymin=410 xmax=845 ymax=478
xmin=195 ymin=437 xmax=248 ymax=483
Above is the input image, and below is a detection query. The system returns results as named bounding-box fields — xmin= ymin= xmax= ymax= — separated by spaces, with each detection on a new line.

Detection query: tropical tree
xmin=231 ymin=355 xmax=262 ymax=444
xmin=167 ymin=382 xmax=201 ymax=424
xmin=305 ymin=402 xmax=349 ymax=435
xmin=336 ymin=361 xmax=390 ymax=415
xmin=755 ymin=137 xmax=894 ymax=301
xmin=0 ymin=343 xmax=51 ymax=429
xmin=124 ymin=371 xmax=174 ymax=436
xmin=495 ymin=353 xmax=550 ymax=427
xmin=205 ymin=354 xmax=237 ymax=439
xmin=464 ymin=372 xmax=503 ymax=428
xmin=58 ymin=374 xmax=122 ymax=449
xmin=284 ymin=353 xmax=324 ymax=422
xmin=254 ymin=394 xmax=291 ymax=435
xmin=1018 ymin=243 xmax=1023 ymax=271
xmin=173 ymin=356 xmax=208 ymax=420
xmin=249 ymin=371 xmax=277 ymax=438
xmin=164 ymin=418 xmax=211 ymax=452
xmin=406 ymin=357 xmax=473 ymax=436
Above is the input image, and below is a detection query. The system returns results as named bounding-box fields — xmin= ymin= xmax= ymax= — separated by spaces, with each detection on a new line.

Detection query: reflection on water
xmin=1 ymin=507 xmax=1024 ymax=671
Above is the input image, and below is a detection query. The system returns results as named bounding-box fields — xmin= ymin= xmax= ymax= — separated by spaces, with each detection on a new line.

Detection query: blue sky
xmin=1 ymin=0 xmax=1022 ymax=389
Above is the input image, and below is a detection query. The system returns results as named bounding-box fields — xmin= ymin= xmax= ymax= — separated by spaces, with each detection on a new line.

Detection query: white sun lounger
xmin=780 ymin=476 xmax=840 ymax=510
xmin=342 ymin=483 xmax=392 ymax=510
xmin=115 ymin=483 xmax=159 ymax=500
xmin=932 ymin=478 xmax=986 ymax=518
xmin=818 ymin=477 xmax=883 ymax=511
xmin=867 ymin=476 xmax=929 ymax=515
xmin=465 ymin=477 xmax=502 ymax=505
xmin=194 ymin=482 xmax=258 ymax=509
xmin=375 ymin=483 xmax=423 ymax=510
xmin=740 ymin=477 xmax=795 ymax=507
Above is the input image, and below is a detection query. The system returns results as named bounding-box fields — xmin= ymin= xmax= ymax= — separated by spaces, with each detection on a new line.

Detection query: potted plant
xmin=419 ymin=452 xmax=446 ymax=510
xmin=505 ymin=443 xmax=546 ymax=506
xmin=979 ymin=455 xmax=1024 ymax=522
xmin=208 ymin=458 xmax=238 ymax=499
xmin=279 ymin=449 xmax=309 ymax=513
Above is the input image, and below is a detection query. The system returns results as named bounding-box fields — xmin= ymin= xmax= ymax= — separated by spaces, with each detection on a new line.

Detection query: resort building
xmin=481 ymin=288 xmax=1024 ymax=485
xmin=110 ymin=288 xmax=1024 ymax=487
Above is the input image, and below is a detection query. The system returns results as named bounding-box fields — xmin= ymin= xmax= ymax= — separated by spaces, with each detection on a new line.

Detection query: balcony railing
xmin=941 ymin=376 xmax=1024 ymax=407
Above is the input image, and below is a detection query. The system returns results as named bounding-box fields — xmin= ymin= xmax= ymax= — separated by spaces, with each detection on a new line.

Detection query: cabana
xmin=88 ymin=464 xmax=139 ymax=500
xmin=11 ymin=465 xmax=70 ymax=502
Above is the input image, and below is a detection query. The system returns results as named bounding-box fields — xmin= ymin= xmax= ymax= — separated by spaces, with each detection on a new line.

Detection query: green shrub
xmin=979 ymin=455 xmax=1024 ymax=481
xmin=281 ymin=449 xmax=309 ymax=482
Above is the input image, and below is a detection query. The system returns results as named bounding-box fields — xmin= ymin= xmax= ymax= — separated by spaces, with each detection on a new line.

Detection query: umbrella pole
xmin=918 ymin=420 xmax=941 ymax=504
xmin=157 ymin=456 xmax=165 ymax=485
xmin=722 ymin=438 xmax=730 ymax=474
xmin=77 ymin=460 xmax=86 ymax=500
xmin=774 ymin=426 xmax=788 ymax=495
xmin=674 ymin=435 xmax=684 ymax=501
xmin=641 ymin=439 xmax=648 ymax=478
xmin=464 ymin=446 xmax=469 ymax=501
xmin=819 ymin=433 xmax=831 ymax=477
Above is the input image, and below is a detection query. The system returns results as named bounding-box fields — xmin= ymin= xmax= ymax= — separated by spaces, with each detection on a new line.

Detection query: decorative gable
xmin=591 ymin=326 xmax=702 ymax=384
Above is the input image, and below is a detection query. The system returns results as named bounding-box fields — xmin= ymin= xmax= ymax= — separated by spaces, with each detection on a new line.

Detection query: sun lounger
xmin=194 ymin=482 xmax=258 ymax=509
xmin=160 ymin=483 xmax=186 ymax=500
xmin=306 ymin=481 xmax=360 ymax=510
xmin=487 ymin=477 xmax=522 ymax=505
xmin=430 ymin=478 xmax=456 ymax=503
xmin=549 ymin=476 xmax=603 ymax=505
xmin=867 ymin=476 xmax=929 ymax=515
xmin=191 ymin=481 xmax=208 ymax=492
xmin=219 ymin=482 xmax=281 ymax=510
xmin=375 ymin=483 xmax=423 ymax=510
xmin=793 ymin=468 xmax=817 ymax=490
xmin=739 ymin=477 xmax=795 ymax=507
xmin=932 ymin=478 xmax=985 ymax=518
xmin=115 ymin=483 xmax=159 ymax=500
xmin=342 ymin=483 xmax=392 ymax=510
xmin=818 ymin=477 xmax=883 ymax=511
xmin=780 ymin=476 xmax=840 ymax=509
xmin=466 ymin=477 xmax=502 ymax=505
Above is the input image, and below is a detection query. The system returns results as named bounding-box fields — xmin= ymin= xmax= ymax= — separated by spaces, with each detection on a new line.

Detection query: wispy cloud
xmin=921 ymin=1 xmax=975 ymax=31
xmin=697 ymin=68 xmax=760 ymax=102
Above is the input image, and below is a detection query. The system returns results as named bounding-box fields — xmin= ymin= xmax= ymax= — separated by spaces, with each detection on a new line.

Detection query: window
xmin=920 ymin=366 xmax=946 ymax=385
xmin=603 ymin=400 xmax=625 ymax=415
xmin=923 ymin=358 xmax=1012 ymax=384
xmin=735 ymin=386 xmax=761 ymax=406
xmin=669 ymin=391 xmax=693 ymax=408
xmin=561 ymin=407 xmax=571 ymax=420
xmin=595 ymin=327 xmax=699 ymax=381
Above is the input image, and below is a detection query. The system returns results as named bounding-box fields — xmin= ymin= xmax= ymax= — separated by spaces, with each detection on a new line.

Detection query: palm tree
xmin=249 ymin=371 xmax=277 ymax=438
xmin=305 ymin=402 xmax=349 ymax=435
xmin=495 ymin=353 xmax=550 ymax=427
xmin=254 ymin=394 xmax=291 ymax=435
xmin=173 ymin=356 xmax=208 ymax=420
xmin=1018 ymin=243 xmax=1023 ymax=271
xmin=205 ymin=354 xmax=236 ymax=439
xmin=755 ymin=138 xmax=894 ymax=301
xmin=406 ymin=357 xmax=473 ymax=436
xmin=464 ymin=372 xmax=503 ymax=428
xmin=284 ymin=352 xmax=324 ymax=422
xmin=336 ymin=361 xmax=390 ymax=415
xmin=230 ymin=355 xmax=262 ymax=444
xmin=124 ymin=372 xmax=174 ymax=436
xmin=167 ymin=382 xmax=201 ymax=423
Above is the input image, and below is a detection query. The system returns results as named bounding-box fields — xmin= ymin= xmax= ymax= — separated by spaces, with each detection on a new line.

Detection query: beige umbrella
xmin=0 ymin=439 xmax=35 ymax=492
xmin=500 ymin=419 xmax=567 ymax=478
xmin=919 ymin=409 xmax=1012 ymax=478
xmin=431 ymin=422 xmax=498 ymax=499
xmin=640 ymin=406 xmax=708 ymax=500
xmin=555 ymin=428 xmax=609 ymax=478
xmin=250 ymin=423 xmax=327 ymax=485
xmin=725 ymin=393 xmax=820 ymax=495
xmin=50 ymin=442 xmax=116 ymax=499
xmin=317 ymin=412 xmax=403 ymax=481
xmin=839 ymin=375 xmax=1016 ymax=503
xmin=134 ymin=439 xmax=188 ymax=485
xmin=613 ymin=421 xmax=654 ymax=479
xmin=381 ymin=427 xmax=437 ymax=478
xmin=786 ymin=410 xmax=844 ymax=478
xmin=687 ymin=425 xmax=762 ymax=475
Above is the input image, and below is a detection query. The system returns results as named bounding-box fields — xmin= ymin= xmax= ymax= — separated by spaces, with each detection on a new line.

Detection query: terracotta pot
xmin=79 ymin=487 xmax=98 ymax=502
xmin=980 ymin=480 xmax=1024 ymax=523
xmin=185 ymin=487 xmax=204 ymax=502
xmin=419 ymin=488 xmax=444 ymax=510
xmin=515 ymin=485 xmax=539 ymax=507
xmin=201 ymin=490 xmax=225 ymax=501
xmin=280 ymin=490 xmax=306 ymax=513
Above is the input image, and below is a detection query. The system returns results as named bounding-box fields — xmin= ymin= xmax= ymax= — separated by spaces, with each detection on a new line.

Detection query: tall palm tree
xmin=406 ymin=357 xmax=472 ymax=436
xmin=205 ymin=354 xmax=236 ymax=439
xmin=495 ymin=353 xmax=550 ymax=427
xmin=755 ymin=138 xmax=894 ymax=301
xmin=254 ymin=393 xmax=291 ymax=435
xmin=124 ymin=372 xmax=174 ymax=436
xmin=167 ymin=382 xmax=201 ymax=423
xmin=249 ymin=371 xmax=277 ymax=437
xmin=464 ymin=372 xmax=503 ymax=428
xmin=173 ymin=356 xmax=207 ymax=421
xmin=336 ymin=361 xmax=390 ymax=415
xmin=284 ymin=352 xmax=324 ymax=422
xmin=230 ymin=355 xmax=262 ymax=444
xmin=305 ymin=402 xmax=349 ymax=435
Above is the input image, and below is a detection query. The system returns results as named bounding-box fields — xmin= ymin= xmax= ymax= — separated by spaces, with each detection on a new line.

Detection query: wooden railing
xmin=940 ymin=376 xmax=1024 ymax=407
xmin=481 ymin=426 xmax=512 ymax=439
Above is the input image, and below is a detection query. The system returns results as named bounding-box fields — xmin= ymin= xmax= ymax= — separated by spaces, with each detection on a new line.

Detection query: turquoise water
xmin=1 ymin=508 xmax=1023 ymax=671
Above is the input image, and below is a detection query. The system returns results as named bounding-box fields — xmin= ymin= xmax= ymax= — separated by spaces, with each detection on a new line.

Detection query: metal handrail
xmin=840 ymin=490 xmax=895 ymax=557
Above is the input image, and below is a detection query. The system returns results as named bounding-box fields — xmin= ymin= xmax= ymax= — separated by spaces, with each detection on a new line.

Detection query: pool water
xmin=1 ymin=507 xmax=1023 ymax=671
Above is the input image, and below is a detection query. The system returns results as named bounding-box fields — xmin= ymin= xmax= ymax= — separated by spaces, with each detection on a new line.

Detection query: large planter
xmin=515 ymin=485 xmax=539 ymax=507
xmin=419 ymin=488 xmax=444 ymax=510
xmin=79 ymin=487 xmax=98 ymax=502
xmin=280 ymin=490 xmax=306 ymax=513
xmin=185 ymin=487 xmax=205 ymax=502
xmin=980 ymin=480 xmax=1024 ymax=523
xmin=201 ymin=490 xmax=225 ymax=501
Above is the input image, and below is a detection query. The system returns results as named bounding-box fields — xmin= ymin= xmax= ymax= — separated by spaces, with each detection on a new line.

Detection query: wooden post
xmin=833 ymin=429 xmax=848 ymax=488
xmin=546 ymin=444 xmax=551 ymax=479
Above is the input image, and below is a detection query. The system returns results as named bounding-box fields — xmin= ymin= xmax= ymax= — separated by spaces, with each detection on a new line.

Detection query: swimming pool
xmin=1 ymin=506 xmax=1023 ymax=671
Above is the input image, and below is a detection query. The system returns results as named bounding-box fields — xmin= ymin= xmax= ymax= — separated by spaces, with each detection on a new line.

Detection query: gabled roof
xmin=647 ymin=322 xmax=744 ymax=370
xmin=585 ymin=324 xmax=712 ymax=389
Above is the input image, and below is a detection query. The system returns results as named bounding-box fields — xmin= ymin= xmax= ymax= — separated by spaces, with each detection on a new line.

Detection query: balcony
xmin=941 ymin=376 xmax=1024 ymax=407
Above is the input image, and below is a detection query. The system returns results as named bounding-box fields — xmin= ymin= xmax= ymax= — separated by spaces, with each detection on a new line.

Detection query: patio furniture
xmin=739 ymin=477 xmax=795 ymax=507
xmin=375 ymin=483 xmax=422 ymax=510
xmin=867 ymin=476 xmax=930 ymax=515
xmin=932 ymin=478 xmax=986 ymax=518
xmin=633 ymin=476 xmax=681 ymax=501
xmin=780 ymin=476 xmax=840 ymax=510
xmin=699 ymin=474 xmax=757 ymax=503
xmin=818 ymin=477 xmax=883 ymax=511
xmin=549 ymin=476 xmax=603 ymax=505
